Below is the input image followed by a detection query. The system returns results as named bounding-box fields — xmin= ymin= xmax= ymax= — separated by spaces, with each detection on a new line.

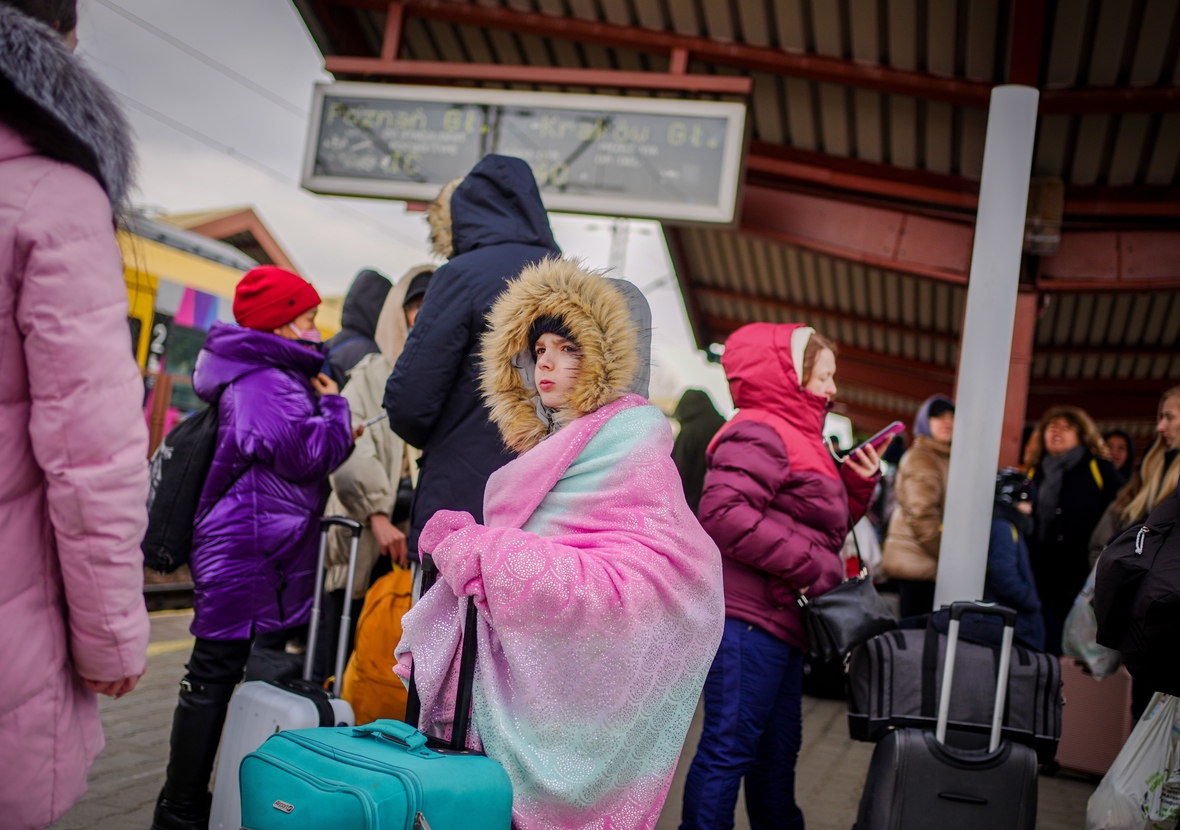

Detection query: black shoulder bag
xmin=796 ymin=518 xmax=898 ymax=662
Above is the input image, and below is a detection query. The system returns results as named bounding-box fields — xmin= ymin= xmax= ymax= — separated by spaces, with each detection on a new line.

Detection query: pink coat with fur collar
xmin=0 ymin=123 xmax=150 ymax=828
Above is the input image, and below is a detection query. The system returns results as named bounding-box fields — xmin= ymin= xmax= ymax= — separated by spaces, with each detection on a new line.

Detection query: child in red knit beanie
xmin=153 ymin=265 xmax=357 ymax=828
xmin=232 ymin=265 xmax=336 ymax=395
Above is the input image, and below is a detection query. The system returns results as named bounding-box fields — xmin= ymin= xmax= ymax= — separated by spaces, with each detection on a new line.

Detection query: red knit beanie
xmin=233 ymin=266 xmax=322 ymax=331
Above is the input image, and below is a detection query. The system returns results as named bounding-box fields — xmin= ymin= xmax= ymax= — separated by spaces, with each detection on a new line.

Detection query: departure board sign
xmin=301 ymin=83 xmax=748 ymax=224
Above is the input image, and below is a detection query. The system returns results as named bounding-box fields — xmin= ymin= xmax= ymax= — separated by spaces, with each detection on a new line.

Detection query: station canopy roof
xmin=295 ymin=0 xmax=1180 ymax=438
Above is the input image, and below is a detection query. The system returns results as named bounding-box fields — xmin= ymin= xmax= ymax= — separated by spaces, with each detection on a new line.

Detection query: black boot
xmin=151 ymin=679 xmax=236 ymax=830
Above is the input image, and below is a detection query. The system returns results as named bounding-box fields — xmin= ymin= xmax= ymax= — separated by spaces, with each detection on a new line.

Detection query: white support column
xmin=934 ymin=85 xmax=1040 ymax=609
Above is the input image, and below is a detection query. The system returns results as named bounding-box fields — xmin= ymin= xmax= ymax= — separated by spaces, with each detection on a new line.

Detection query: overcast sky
xmin=74 ymin=0 xmax=732 ymax=409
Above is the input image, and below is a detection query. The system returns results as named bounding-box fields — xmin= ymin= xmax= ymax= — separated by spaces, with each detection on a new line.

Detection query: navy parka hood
xmin=450 ymin=155 xmax=559 ymax=257
xmin=385 ymin=153 xmax=561 ymax=558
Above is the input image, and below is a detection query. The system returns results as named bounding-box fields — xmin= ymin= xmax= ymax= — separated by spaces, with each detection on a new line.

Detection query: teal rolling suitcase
xmin=238 ymin=719 xmax=511 ymax=829
xmin=239 ymin=595 xmax=512 ymax=830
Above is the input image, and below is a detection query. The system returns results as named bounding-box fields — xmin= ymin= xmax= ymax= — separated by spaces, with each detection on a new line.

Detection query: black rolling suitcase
xmin=853 ymin=602 xmax=1039 ymax=830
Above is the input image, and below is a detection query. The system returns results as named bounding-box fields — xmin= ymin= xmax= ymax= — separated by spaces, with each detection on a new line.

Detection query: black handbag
xmin=796 ymin=520 xmax=897 ymax=662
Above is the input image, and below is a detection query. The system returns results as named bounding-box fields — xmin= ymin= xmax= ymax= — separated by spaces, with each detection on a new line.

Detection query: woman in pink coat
xmin=0 ymin=3 xmax=151 ymax=827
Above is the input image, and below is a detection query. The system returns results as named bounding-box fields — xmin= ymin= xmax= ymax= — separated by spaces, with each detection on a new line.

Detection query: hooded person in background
xmin=986 ymin=470 xmax=1045 ymax=650
xmin=383 ymin=155 xmax=561 ymax=560
xmin=0 ymin=3 xmax=151 ymax=825
xmin=672 ymin=389 xmax=728 ymax=515
xmin=881 ymin=394 xmax=955 ymax=618
xmin=317 ymin=264 xmax=434 ymax=679
xmin=324 ymin=268 xmax=392 ymax=387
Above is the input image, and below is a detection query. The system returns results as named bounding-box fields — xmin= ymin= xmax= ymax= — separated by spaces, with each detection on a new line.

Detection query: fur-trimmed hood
xmin=426 ymin=154 xmax=557 ymax=261
xmin=0 ymin=5 xmax=134 ymax=210
xmin=481 ymin=259 xmax=643 ymax=454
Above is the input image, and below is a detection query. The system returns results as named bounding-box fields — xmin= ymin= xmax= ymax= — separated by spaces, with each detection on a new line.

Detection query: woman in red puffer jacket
xmin=679 ymin=323 xmax=880 ymax=830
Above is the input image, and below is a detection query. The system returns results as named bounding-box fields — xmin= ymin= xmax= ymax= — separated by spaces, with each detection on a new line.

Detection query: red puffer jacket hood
xmin=720 ymin=322 xmax=829 ymax=438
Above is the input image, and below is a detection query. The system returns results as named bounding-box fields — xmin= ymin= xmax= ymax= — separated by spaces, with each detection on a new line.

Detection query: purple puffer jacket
xmin=189 ymin=322 xmax=354 ymax=640
xmin=700 ymin=323 xmax=878 ymax=649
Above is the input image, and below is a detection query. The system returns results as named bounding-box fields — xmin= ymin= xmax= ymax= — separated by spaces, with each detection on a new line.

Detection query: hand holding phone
xmin=844 ymin=420 xmax=904 ymax=480
xmin=846 ymin=442 xmax=883 ymax=480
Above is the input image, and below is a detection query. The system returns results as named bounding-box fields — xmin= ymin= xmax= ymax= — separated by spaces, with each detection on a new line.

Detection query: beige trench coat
xmin=324 ymin=267 xmax=429 ymax=597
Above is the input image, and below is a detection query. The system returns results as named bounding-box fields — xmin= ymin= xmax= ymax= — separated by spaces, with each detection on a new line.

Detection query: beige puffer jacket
xmin=324 ymin=266 xmax=429 ymax=597
xmin=881 ymin=436 xmax=951 ymax=581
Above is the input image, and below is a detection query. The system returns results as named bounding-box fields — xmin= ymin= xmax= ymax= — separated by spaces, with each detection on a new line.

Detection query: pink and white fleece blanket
xmin=395 ymin=393 xmax=724 ymax=830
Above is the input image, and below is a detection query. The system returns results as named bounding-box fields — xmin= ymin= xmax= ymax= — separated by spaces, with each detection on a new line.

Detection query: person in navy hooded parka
xmin=384 ymin=154 xmax=561 ymax=560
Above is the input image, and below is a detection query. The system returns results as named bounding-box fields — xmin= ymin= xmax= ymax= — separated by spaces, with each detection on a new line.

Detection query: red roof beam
xmin=693 ymin=286 xmax=961 ymax=346
xmin=323 ymin=56 xmax=753 ymax=94
xmin=386 ymin=0 xmax=993 ymax=107
xmin=380 ymin=0 xmax=404 ymax=61
xmin=1038 ymin=231 xmax=1180 ymax=290
xmin=1033 ymin=346 xmax=1180 ymax=359
xmin=699 ymin=294 xmax=1178 ymax=360
xmin=727 ymin=186 xmax=1176 ymax=291
xmin=1040 ymin=86 xmax=1180 ymax=115
xmin=330 ymin=0 xmax=1180 ymax=113
xmin=746 ymin=143 xmax=1180 ymax=217
xmin=739 ymin=186 xmax=975 ymax=286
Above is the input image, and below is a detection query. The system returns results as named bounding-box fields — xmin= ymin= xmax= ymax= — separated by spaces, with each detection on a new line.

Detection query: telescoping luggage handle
xmin=935 ymin=601 xmax=1018 ymax=752
xmin=306 ymin=516 xmax=365 ymax=697
xmin=403 ymin=554 xmax=479 ymax=752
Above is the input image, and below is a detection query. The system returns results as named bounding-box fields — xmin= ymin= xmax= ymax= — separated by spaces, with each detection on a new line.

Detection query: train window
xmin=168 ymin=379 xmax=207 ymax=413
xmin=164 ymin=325 xmax=206 ymax=377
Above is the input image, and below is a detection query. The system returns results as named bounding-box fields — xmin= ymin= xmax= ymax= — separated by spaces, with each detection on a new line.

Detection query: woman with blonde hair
xmin=1024 ymin=405 xmax=1123 ymax=654
xmin=316 ymin=264 xmax=434 ymax=684
xmin=1089 ymin=387 xmax=1180 ymax=565
xmin=396 ymin=259 xmax=724 ymax=830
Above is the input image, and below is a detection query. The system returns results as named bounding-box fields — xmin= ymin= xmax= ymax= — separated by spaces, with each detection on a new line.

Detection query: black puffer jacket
xmin=1095 ymin=491 xmax=1180 ymax=696
xmin=384 ymin=155 xmax=560 ymax=556
xmin=324 ymin=269 xmax=391 ymax=386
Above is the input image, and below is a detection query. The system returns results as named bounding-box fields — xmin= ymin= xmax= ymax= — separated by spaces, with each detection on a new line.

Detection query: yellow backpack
xmin=340 ymin=566 xmax=413 ymax=725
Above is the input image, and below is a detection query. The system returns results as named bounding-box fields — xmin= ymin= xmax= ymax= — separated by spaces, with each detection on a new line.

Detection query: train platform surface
xmin=51 ymin=610 xmax=1097 ymax=830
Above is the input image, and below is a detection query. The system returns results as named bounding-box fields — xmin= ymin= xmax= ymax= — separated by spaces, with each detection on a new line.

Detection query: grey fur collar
xmin=0 ymin=5 xmax=134 ymax=209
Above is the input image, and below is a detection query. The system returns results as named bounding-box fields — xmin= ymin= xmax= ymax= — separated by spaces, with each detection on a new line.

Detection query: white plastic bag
xmin=1087 ymin=693 xmax=1180 ymax=830
xmin=1063 ymin=564 xmax=1122 ymax=679
xmin=841 ymin=516 xmax=882 ymax=576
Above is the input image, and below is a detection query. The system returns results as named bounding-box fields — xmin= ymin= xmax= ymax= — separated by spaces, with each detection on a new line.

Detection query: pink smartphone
xmin=851 ymin=421 xmax=906 ymax=456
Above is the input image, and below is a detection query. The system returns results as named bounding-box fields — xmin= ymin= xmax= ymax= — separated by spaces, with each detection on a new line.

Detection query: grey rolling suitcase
xmin=853 ymin=601 xmax=1039 ymax=830
xmin=209 ymin=516 xmax=364 ymax=830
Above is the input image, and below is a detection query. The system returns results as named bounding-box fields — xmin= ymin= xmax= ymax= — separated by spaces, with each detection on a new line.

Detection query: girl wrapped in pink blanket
xmin=396 ymin=258 xmax=725 ymax=829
